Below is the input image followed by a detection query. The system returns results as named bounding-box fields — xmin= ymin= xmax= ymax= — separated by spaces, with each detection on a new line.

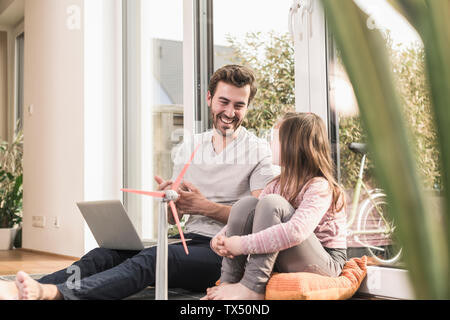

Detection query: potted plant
xmin=0 ymin=130 xmax=23 ymax=250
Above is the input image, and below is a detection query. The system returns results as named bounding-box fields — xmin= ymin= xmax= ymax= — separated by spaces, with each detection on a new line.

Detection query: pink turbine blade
xmin=169 ymin=200 xmax=189 ymax=255
xmin=121 ymin=188 xmax=165 ymax=198
xmin=172 ymin=143 xmax=202 ymax=192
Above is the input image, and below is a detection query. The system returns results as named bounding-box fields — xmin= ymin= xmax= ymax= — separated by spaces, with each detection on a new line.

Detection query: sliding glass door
xmin=123 ymin=0 xmax=185 ymax=239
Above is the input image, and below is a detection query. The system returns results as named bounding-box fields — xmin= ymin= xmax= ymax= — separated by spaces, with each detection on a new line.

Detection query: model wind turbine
xmin=120 ymin=143 xmax=201 ymax=300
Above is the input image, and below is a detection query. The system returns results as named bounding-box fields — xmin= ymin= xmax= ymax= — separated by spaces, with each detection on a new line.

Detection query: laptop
xmin=76 ymin=200 xmax=189 ymax=251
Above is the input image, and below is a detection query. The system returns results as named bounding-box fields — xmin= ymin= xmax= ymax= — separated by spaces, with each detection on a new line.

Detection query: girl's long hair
xmin=273 ymin=112 xmax=345 ymax=212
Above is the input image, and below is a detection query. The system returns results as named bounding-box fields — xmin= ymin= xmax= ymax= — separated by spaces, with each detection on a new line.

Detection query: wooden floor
xmin=0 ymin=249 xmax=77 ymax=276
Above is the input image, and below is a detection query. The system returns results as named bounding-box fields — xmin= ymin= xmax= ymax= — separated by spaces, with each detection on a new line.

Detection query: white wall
xmin=23 ymin=0 xmax=122 ymax=258
xmin=23 ymin=0 xmax=85 ymax=257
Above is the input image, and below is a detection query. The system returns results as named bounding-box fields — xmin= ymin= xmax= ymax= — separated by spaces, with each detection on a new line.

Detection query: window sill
xmin=357 ymin=265 xmax=415 ymax=300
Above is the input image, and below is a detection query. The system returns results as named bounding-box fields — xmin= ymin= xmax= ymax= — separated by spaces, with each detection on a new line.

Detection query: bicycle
xmin=345 ymin=143 xmax=403 ymax=266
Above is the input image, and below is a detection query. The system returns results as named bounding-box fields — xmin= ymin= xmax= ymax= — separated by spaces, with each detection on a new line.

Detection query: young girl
xmin=203 ymin=112 xmax=348 ymax=300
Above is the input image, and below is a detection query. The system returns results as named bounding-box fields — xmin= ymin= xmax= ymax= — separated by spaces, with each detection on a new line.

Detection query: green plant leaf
xmin=390 ymin=0 xmax=450 ymax=293
xmin=321 ymin=0 xmax=449 ymax=299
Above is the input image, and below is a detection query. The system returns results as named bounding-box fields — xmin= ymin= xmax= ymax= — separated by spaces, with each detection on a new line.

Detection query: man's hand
xmin=177 ymin=181 xmax=209 ymax=215
xmin=154 ymin=175 xmax=183 ymax=225
xmin=154 ymin=175 xmax=173 ymax=192
xmin=178 ymin=181 xmax=232 ymax=224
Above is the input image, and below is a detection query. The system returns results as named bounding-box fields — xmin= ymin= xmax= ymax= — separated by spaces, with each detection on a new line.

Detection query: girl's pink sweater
xmin=217 ymin=177 xmax=347 ymax=255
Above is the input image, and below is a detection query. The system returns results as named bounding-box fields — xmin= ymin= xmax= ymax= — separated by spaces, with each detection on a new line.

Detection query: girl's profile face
xmin=270 ymin=125 xmax=281 ymax=166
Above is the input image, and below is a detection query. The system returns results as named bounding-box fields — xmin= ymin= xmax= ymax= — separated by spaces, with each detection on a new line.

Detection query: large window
xmin=123 ymin=0 xmax=185 ymax=239
xmin=123 ymin=0 xmax=295 ymax=237
xmin=213 ymin=0 xmax=294 ymax=138
xmin=328 ymin=0 xmax=434 ymax=269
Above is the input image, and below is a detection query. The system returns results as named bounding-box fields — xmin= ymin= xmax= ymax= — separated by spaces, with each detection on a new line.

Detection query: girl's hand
xmin=211 ymin=235 xmax=243 ymax=258
xmin=220 ymin=236 xmax=243 ymax=258
xmin=210 ymin=235 xmax=223 ymax=256
xmin=211 ymin=235 xmax=233 ymax=258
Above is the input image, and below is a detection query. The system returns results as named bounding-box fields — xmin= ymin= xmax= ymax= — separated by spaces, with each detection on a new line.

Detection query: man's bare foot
xmin=0 ymin=281 xmax=19 ymax=300
xmin=15 ymin=271 xmax=63 ymax=300
xmin=208 ymin=282 xmax=264 ymax=300
xmin=15 ymin=271 xmax=45 ymax=300
xmin=200 ymin=282 xmax=232 ymax=300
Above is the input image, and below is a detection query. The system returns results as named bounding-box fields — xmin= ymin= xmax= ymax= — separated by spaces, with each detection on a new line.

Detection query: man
xmin=0 ymin=65 xmax=276 ymax=300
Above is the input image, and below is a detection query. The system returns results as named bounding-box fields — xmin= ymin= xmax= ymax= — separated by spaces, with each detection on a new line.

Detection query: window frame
xmin=14 ymin=30 xmax=24 ymax=134
xmin=292 ymin=0 xmax=329 ymax=128
xmin=0 ymin=19 xmax=24 ymax=142
xmin=193 ymin=0 xmax=214 ymax=134
xmin=122 ymin=0 xmax=157 ymax=238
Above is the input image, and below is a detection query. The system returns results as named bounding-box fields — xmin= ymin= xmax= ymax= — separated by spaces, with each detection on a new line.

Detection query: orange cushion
xmin=265 ymin=256 xmax=368 ymax=300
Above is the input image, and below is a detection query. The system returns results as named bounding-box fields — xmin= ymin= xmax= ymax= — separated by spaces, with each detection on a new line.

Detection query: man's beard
xmin=213 ymin=112 xmax=244 ymax=137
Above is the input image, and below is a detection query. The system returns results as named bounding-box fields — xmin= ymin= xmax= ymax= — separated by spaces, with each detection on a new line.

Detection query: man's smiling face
xmin=207 ymin=81 xmax=250 ymax=137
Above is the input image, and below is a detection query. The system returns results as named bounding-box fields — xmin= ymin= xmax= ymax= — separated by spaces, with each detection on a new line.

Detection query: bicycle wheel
xmin=356 ymin=193 xmax=402 ymax=266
